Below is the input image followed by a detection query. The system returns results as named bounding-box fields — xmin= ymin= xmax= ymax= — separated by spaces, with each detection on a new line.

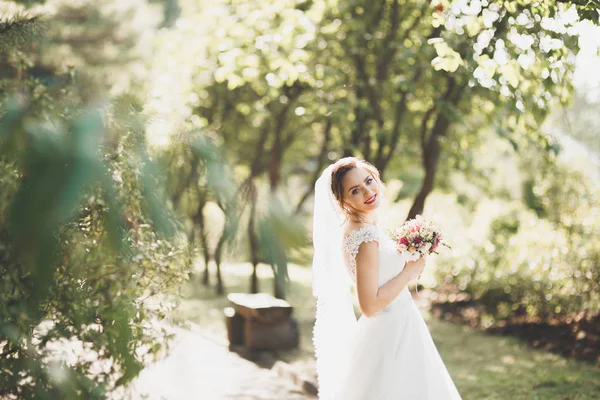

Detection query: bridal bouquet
xmin=389 ymin=215 xmax=449 ymax=259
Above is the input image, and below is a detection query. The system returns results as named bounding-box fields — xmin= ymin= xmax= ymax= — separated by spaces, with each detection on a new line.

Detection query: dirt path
xmin=127 ymin=328 xmax=314 ymax=400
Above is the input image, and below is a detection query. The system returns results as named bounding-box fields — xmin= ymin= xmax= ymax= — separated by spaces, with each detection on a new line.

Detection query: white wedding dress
xmin=335 ymin=224 xmax=462 ymax=400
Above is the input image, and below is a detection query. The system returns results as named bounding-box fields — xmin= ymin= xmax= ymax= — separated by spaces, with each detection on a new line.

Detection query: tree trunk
xmin=192 ymin=195 xmax=211 ymax=286
xmin=247 ymin=180 xmax=260 ymax=294
xmin=407 ymin=76 xmax=465 ymax=220
xmin=362 ymin=127 xmax=373 ymax=161
xmin=214 ymin=233 xmax=226 ymax=295
xmin=215 ymin=262 xmax=224 ymax=295
xmin=272 ymin=264 xmax=286 ymax=300
xmin=407 ymin=135 xmax=442 ymax=220
xmin=268 ymin=90 xmax=295 ymax=190
xmin=214 ymin=206 xmax=233 ymax=296
xmin=263 ymin=86 xmax=304 ymax=295
xmin=375 ymin=89 xmax=409 ymax=178
xmin=270 ymin=196 xmax=288 ymax=300
xmin=348 ymin=84 xmax=368 ymax=157
xmin=269 ymin=126 xmax=283 ymax=190
xmin=201 ymin=236 xmax=210 ymax=286
xmin=295 ymin=119 xmax=332 ymax=214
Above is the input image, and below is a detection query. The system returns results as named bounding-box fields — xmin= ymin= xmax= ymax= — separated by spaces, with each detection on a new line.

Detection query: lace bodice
xmin=343 ymin=225 xmax=381 ymax=277
xmin=342 ymin=224 xmax=413 ymax=287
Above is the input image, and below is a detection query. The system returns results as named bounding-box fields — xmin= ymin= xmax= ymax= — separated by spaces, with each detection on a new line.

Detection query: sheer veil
xmin=311 ymin=164 xmax=357 ymax=400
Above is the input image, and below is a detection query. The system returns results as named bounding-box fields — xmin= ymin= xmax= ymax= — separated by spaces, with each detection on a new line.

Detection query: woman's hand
xmin=357 ymin=249 xmax=426 ymax=317
xmin=402 ymin=255 xmax=426 ymax=281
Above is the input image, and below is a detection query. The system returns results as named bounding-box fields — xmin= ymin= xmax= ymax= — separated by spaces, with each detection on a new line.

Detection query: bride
xmin=311 ymin=157 xmax=462 ymax=400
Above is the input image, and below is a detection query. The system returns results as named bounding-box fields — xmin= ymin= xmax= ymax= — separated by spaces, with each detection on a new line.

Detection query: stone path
xmin=127 ymin=327 xmax=315 ymax=400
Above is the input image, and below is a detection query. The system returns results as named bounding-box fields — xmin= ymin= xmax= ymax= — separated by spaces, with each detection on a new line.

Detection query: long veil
xmin=311 ymin=164 xmax=357 ymax=400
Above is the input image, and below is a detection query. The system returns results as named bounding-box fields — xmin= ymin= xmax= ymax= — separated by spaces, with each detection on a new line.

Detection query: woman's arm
xmin=355 ymin=242 xmax=425 ymax=317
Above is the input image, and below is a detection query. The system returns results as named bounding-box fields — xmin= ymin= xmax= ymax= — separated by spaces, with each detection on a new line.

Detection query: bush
xmin=0 ymin=102 xmax=191 ymax=398
xmin=436 ymin=160 xmax=600 ymax=323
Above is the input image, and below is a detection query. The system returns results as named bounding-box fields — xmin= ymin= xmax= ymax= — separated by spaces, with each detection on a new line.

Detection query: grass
xmin=174 ymin=262 xmax=600 ymax=400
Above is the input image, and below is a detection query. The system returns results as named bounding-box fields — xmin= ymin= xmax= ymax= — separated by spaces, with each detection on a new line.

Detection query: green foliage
xmin=257 ymin=197 xmax=312 ymax=291
xmin=438 ymin=155 xmax=600 ymax=323
xmin=1 ymin=0 xmax=599 ymax=395
xmin=0 ymin=99 xmax=192 ymax=398
xmin=42 ymin=0 xmax=159 ymax=91
xmin=549 ymin=92 xmax=600 ymax=154
xmin=0 ymin=4 xmax=191 ymax=394
xmin=155 ymin=0 xmax=587 ymax=221
xmin=148 ymin=0 xmax=598 ymax=306
xmin=0 ymin=12 xmax=45 ymax=52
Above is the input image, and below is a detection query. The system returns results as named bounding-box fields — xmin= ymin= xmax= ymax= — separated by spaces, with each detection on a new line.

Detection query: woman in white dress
xmin=311 ymin=157 xmax=462 ymax=400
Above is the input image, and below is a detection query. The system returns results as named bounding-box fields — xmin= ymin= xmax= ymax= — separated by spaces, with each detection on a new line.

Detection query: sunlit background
xmin=1 ymin=0 xmax=599 ymax=399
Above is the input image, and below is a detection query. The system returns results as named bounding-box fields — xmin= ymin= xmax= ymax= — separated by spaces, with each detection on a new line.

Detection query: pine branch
xmin=0 ymin=13 xmax=45 ymax=52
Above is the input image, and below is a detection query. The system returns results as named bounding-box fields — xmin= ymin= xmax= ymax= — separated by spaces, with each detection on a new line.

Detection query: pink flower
xmin=389 ymin=216 xmax=447 ymax=257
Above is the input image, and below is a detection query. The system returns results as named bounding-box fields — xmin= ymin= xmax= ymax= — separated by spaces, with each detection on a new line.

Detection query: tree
xmin=312 ymin=0 xmax=583 ymax=219
xmin=161 ymin=0 xmax=591 ymax=225
xmin=162 ymin=130 xmax=235 ymax=288
xmin=177 ymin=0 xmax=318 ymax=296
xmin=0 ymin=1 xmax=196 ymax=396
xmin=138 ymin=0 xmax=598 ymax=303
xmin=549 ymin=91 xmax=600 ymax=154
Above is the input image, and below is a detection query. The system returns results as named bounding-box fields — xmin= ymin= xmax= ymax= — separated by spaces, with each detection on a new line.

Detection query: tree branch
xmin=419 ymin=104 xmax=437 ymax=151
xmin=375 ymin=22 xmax=443 ymax=173
xmin=398 ymin=5 xmax=428 ymax=44
xmin=0 ymin=14 xmax=44 ymax=51
xmin=423 ymin=73 xmax=458 ymax=146
xmin=294 ymin=118 xmax=332 ymax=214
xmin=376 ymin=0 xmax=400 ymax=81
xmin=269 ymin=84 xmax=304 ymax=190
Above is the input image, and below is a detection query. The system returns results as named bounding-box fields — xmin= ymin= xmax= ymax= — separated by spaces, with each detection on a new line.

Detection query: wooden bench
xmin=224 ymin=293 xmax=299 ymax=351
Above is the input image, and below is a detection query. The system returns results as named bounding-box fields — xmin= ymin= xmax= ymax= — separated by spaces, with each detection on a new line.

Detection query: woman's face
xmin=341 ymin=166 xmax=381 ymax=215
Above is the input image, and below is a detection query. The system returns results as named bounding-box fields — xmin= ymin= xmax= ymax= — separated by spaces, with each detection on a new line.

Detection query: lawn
xmin=173 ymin=262 xmax=600 ymax=400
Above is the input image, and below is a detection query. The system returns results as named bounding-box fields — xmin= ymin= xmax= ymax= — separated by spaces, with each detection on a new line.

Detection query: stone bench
xmin=224 ymin=293 xmax=299 ymax=351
